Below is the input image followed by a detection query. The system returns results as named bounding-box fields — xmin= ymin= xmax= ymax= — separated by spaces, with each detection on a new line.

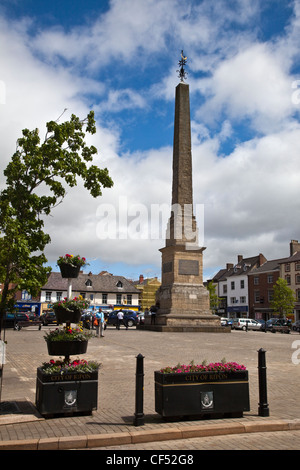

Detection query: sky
xmin=1 ymin=0 xmax=300 ymax=282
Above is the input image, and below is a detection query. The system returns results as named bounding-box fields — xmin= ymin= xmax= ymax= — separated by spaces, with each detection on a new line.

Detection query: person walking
xmin=116 ymin=310 xmax=128 ymax=329
xmin=95 ymin=309 xmax=105 ymax=337
xmin=150 ymin=305 xmax=157 ymax=325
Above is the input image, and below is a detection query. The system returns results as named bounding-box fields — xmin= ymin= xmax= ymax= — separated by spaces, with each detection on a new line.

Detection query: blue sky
xmin=1 ymin=0 xmax=300 ymax=281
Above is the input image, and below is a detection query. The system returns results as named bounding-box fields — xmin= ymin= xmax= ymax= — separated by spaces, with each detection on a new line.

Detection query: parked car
xmin=292 ymin=320 xmax=300 ymax=332
xmin=264 ymin=318 xmax=291 ymax=334
xmin=4 ymin=312 xmax=30 ymax=329
xmin=105 ymin=310 xmax=138 ymax=328
xmin=40 ymin=311 xmax=57 ymax=326
xmin=220 ymin=317 xmax=228 ymax=326
xmin=232 ymin=318 xmax=262 ymax=331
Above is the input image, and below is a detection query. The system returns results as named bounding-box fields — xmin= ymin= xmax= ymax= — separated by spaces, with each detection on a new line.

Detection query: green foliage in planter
xmin=40 ymin=358 xmax=100 ymax=375
xmin=44 ymin=325 xmax=92 ymax=342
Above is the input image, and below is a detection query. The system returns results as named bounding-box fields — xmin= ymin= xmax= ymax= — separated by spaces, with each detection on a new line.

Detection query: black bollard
xmin=134 ymin=353 xmax=145 ymax=426
xmin=258 ymin=348 xmax=270 ymax=417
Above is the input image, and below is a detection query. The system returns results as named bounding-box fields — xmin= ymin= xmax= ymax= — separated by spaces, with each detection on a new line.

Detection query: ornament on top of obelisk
xmin=177 ymin=50 xmax=188 ymax=82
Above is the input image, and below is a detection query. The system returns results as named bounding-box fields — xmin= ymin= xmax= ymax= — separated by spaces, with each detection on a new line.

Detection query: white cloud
xmin=196 ymin=43 xmax=295 ymax=133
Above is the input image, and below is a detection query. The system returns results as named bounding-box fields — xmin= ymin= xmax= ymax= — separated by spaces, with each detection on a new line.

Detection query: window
xmin=240 ymin=280 xmax=245 ymax=289
xmin=285 ymin=264 xmax=290 ymax=272
xmin=230 ymin=297 xmax=237 ymax=304
xmin=116 ymin=281 xmax=123 ymax=288
xmin=223 ymin=285 xmax=227 ymax=294
xmin=285 ymin=275 xmax=291 ymax=285
xmin=56 ymin=292 xmax=62 ymax=301
xmin=297 ymin=290 xmax=300 ymax=301
xmin=80 ymin=293 xmax=86 ymax=299
xmin=296 ymin=263 xmax=300 ymax=271
xmin=231 ymin=281 xmax=235 ymax=290
xmin=102 ymin=293 xmax=107 ymax=304
xmin=116 ymin=294 xmax=122 ymax=304
xmin=254 ymin=277 xmax=259 ymax=285
xmin=267 ymin=275 xmax=273 ymax=284
xmin=240 ymin=296 xmax=246 ymax=304
xmin=268 ymin=290 xmax=274 ymax=302
xmin=127 ymin=294 xmax=132 ymax=305
xmin=21 ymin=290 xmax=31 ymax=300
xmin=85 ymin=279 xmax=92 ymax=287
xmin=254 ymin=291 xmax=260 ymax=303
xmin=296 ymin=274 xmax=300 ymax=284
xmin=46 ymin=291 xmax=52 ymax=302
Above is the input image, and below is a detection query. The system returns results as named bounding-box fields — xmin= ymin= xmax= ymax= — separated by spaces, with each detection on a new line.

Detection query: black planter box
xmin=155 ymin=370 xmax=250 ymax=419
xmin=54 ymin=305 xmax=82 ymax=324
xmin=36 ymin=367 xmax=98 ymax=416
xmin=59 ymin=264 xmax=80 ymax=278
xmin=47 ymin=340 xmax=88 ymax=356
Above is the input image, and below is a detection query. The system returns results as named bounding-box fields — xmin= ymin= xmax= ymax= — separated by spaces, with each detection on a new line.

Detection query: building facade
xmin=212 ymin=254 xmax=267 ymax=318
xmin=212 ymin=240 xmax=300 ymax=321
xmin=133 ymin=275 xmax=161 ymax=311
xmin=248 ymin=259 xmax=282 ymax=320
xmin=39 ymin=271 xmax=140 ymax=313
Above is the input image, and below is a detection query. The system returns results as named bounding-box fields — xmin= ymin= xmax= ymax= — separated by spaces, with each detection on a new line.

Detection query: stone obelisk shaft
xmin=172 ymin=82 xmax=193 ymax=207
xmin=167 ymin=82 xmax=197 ymax=247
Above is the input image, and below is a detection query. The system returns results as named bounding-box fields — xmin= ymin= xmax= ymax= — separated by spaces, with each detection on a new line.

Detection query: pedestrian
xmin=117 ymin=310 xmax=128 ymax=329
xmin=99 ymin=309 xmax=105 ymax=337
xmin=150 ymin=305 xmax=157 ymax=325
xmin=95 ymin=310 xmax=105 ymax=337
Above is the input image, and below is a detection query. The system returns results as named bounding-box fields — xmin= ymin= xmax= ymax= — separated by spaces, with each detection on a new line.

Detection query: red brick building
xmin=248 ymin=258 xmax=283 ymax=320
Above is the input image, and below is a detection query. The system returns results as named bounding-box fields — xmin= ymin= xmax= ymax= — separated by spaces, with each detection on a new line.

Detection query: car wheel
xmin=127 ymin=320 xmax=134 ymax=327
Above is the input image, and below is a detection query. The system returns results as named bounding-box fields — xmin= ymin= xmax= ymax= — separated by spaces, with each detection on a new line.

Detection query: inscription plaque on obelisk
xmin=145 ymin=53 xmax=223 ymax=332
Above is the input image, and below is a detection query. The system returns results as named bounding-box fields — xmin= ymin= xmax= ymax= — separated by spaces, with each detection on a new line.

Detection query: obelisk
xmin=149 ymin=53 xmax=222 ymax=332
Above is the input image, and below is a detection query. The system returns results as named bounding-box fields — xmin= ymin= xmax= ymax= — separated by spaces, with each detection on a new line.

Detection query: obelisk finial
xmin=177 ymin=50 xmax=188 ymax=82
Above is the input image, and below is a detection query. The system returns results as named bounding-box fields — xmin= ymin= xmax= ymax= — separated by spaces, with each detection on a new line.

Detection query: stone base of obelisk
xmin=142 ymin=284 xmax=229 ymax=333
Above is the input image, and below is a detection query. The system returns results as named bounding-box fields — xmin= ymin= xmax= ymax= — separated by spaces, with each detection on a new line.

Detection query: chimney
xmin=226 ymin=263 xmax=233 ymax=270
xmin=139 ymin=274 xmax=144 ymax=284
xmin=237 ymin=255 xmax=243 ymax=263
xmin=258 ymin=253 xmax=266 ymax=267
xmin=290 ymin=240 xmax=300 ymax=256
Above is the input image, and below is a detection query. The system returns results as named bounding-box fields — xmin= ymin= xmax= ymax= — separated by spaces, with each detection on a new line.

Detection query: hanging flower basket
xmin=57 ymin=254 xmax=87 ymax=278
xmin=54 ymin=305 xmax=82 ymax=324
xmin=46 ymin=340 xmax=88 ymax=356
xmin=59 ymin=263 xmax=80 ymax=278
xmin=52 ymin=296 xmax=90 ymax=324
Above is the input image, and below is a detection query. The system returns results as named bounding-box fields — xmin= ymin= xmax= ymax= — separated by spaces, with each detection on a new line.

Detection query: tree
xmin=206 ymin=280 xmax=220 ymax=313
xmin=270 ymin=278 xmax=296 ymax=318
xmin=0 ymin=111 xmax=113 ymax=335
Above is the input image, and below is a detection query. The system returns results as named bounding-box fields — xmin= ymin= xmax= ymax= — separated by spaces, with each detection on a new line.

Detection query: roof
xmin=212 ymin=268 xmax=229 ymax=282
xmin=248 ymin=258 xmax=285 ymax=275
xmin=212 ymin=254 xmax=267 ymax=281
xmin=278 ymin=251 xmax=300 ymax=264
xmin=42 ymin=272 xmax=140 ymax=294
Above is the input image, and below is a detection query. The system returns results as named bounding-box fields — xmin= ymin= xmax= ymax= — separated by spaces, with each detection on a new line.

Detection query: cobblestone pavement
xmin=0 ymin=325 xmax=300 ymax=450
